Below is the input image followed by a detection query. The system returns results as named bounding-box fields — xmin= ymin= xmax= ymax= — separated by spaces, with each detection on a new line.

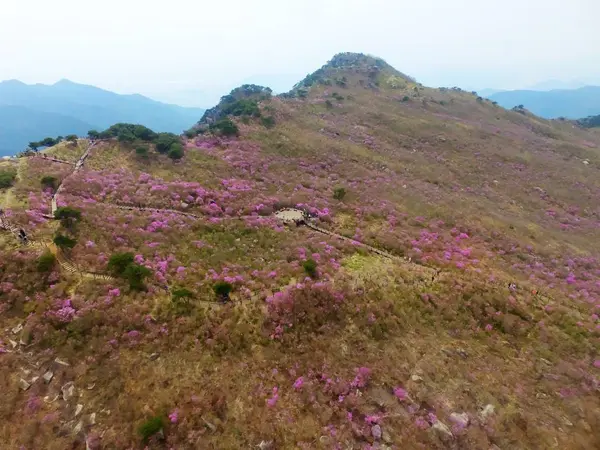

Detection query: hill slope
xmin=0 ymin=79 xmax=204 ymax=156
xmin=1 ymin=53 xmax=599 ymax=449
xmin=488 ymin=85 xmax=600 ymax=118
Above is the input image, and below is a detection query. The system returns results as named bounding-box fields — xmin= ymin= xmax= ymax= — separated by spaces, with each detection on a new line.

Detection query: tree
xmin=0 ymin=170 xmax=17 ymax=188
xmin=155 ymin=133 xmax=180 ymax=154
xmin=53 ymin=234 xmax=77 ymax=250
xmin=28 ymin=141 xmax=40 ymax=151
xmin=54 ymin=206 xmax=82 ymax=229
xmin=37 ymin=251 xmax=56 ymax=272
xmin=87 ymin=130 xmax=100 ymax=140
xmin=333 ymin=187 xmax=346 ymax=200
xmin=167 ymin=143 xmax=184 ymax=160
xmin=40 ymin=137 xmax=57 ymax=147
xmin=40 ymin=175 xmax=58 ymax=191
xmin=302 ymin=259 xmax=318 ymax=278
xmin=213 ymin=281 xmax=233 ymax=301
xmin=135 ymin=146 xmax=149 ymax=157
xmin=65 ymin=134 xmax=78 ymax=142
xmin=107 ymin=252 xmax=135 ymax=276
xmin=209 ymin=118 xmax=239 ymax=137
xmin=123 ymin=263 xmax=152 ymax=291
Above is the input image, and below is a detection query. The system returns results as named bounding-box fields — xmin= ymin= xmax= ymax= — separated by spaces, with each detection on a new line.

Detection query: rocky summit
xmin=1 ymin=53 xmax=599 ymax=449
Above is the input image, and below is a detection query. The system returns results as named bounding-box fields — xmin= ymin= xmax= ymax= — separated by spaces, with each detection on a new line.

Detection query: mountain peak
xmin=290 ymin=52 xmax=416 ymax=94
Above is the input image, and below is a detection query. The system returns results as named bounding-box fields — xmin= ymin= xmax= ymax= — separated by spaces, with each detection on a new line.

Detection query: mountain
xmin=0 ymin=79 xmax=204 ymax=156
xmin=1 ymin=53 xmax=599 ymax=449
xmin=487 ymin=85 xmax=600 ymax=118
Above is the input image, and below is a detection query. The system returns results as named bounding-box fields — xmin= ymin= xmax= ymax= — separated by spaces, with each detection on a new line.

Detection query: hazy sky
xmin=1 ymin=0 xmax=599 ymax=106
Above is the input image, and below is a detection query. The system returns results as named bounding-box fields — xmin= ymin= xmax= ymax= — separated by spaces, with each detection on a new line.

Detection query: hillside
xmin=1 ymin=53 xmax=599 ymax=449
xmin=487 ymin=85 xmax=600 ymax=119
xmin=0 ymin=79 xmax=204 ymax=156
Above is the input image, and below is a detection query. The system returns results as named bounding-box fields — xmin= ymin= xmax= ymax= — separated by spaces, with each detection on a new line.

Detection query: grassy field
xmin=0 ymin=54 xmax=599 ymax=449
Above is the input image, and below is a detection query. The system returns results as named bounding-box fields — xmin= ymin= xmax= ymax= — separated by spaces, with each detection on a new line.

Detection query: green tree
xmin=302 ymin=259 xmax=318 ymax=278
xmin=155 ymin=133 xmax=180 ymax=154
xmin=107 ymin=252 xmax=135 ymax=276
xmin=37 ymin=251 xmax=56 ymax=272
xmin=213 ymin=281 xmax=233 ymax=301
xmin=333 ymin=187 xmax=346 ymax=200
xmin=0 ymin=170 xmax=16 ymax=188
xmin=54 ymin=206 xmax=82 ymax=229
xmin=123 ymin=263 xmax=152 ymax=291
xmin=53 ymin=234 xmax=77 ymax=250
xmin=40 ymin=137 xmax=57 ymax=147
xmin=65 ymin=134 xmax=78 ymax=142
xmin=167 ymin=143 xmax=184 ymax=160
xmin=28 ymin=141 xmax=40 ymax=151
xmin=40 ymin=175 xmax=58 ymax=191
xmin=135 ymin=146 xmax=149 ymax=157
xmin=138 ymin=415 xmax=166 ymax=444
xmin=209 ymin=118 xmax=239 ymax=137
xmin=87 ymin=130 xmax=100 ymax=140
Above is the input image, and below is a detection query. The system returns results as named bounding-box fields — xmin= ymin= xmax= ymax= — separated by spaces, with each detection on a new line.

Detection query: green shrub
xmin=183 ymin=129 xmax=197 ymax=139
xmin=209 ymin=118 xmax=239 ymax=137
xmin=123 ymin=263 xmax=152 ymax=291
xmin=108 ymin=252 xmax=150 ymax=290
xmin=40 ymin=175 xmax=58 ymax=190
xmin=107 ymin=252 xmax=135 ymax=276
xmin=53 ymin=234 xmax=77 ymax=250
xmin=37 ymin=251 xmax=56 ymax=272
xmin=87 ymin=130 xmax=100 ymax=140
xmin=172 ymin=288 xmax=194 ymax=314
xmin=138 ymin=415 xmax=166 ymax=444
xmin=135 ymin=146 xmax=149 ymax=157
xmin=65 ymin=134 xmax=78 ymax=142
xmin=401 ymin=96 xmax=410 ymax=102
xmin=333 ymin=187 xmax=346 ymax=200
xmin=0 ymin=169 xmax=17 ymax=188
xmin=261 ymin=116 xmax=276 ymax=128
xmin=303 ymin=259 xmax=318 ymax=278
xmin=213 ymin=281 xmax=233 ymax=300
xmin=221 ymin=99 xmax=261 ymax=117
xmin=54 ymin=206 xmax=82 ymax=228
xmin=168 ymin=144 xmax=184 ymax=160
xmin=155 ymin=133 xmax=180 ymax=154
xmin=325 ymin=100 xmax=333 ymax=109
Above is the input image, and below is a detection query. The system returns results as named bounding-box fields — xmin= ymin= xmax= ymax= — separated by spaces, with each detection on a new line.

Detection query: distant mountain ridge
xmin=486 ymin=86 xmax=600 ymax=119
xmin=0 ymin=79 xmax=204 ymax=156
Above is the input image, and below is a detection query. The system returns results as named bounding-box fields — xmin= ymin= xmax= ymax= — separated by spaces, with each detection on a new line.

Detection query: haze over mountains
xmin=485 ymin=85 xmax=600 ymax=119
xmin=0 ymin=79 xmax=204 ymax=156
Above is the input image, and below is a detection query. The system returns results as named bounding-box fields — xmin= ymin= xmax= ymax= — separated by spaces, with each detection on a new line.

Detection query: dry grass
xmin=1 ymin=55 xmax=599 ymax=449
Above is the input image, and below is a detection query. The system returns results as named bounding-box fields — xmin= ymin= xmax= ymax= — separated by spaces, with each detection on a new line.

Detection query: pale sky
xmin=1 ymin=0 xmax=599 ymax=106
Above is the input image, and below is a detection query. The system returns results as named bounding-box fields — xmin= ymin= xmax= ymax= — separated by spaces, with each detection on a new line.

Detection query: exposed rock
xmin=479 ymin=404 xmax=495 ymax=421
xmin=149 ymin=352 xmax=160 ymax=361
xmin=62 ymin=381 xmax=76 ymax=401
xmin=75 ymin=404 xmax=84 ymax=417
xmin=9 ymin=339 xmax=18 ymax=349
xmin=202 ymin=417 xmax=217 ymax=432
xmin=410 ymin=374 xmax=423 ymax=382
xmin=73 ymin=420 xmax=83 ymax=435
xmin=449 ymin=412 xmax=470 ymax=428
xmin=30 ymin=376 xmax=39 ymax=384
xmin=44 ymin=394 xmax=59 ymax=403
xmin=43 ymin=371 xmax=54 ymax=383
xmin=382 ymin=430 xmax=392 ymax=444
xmin=256 ymin=441 xmax=273 ymax=450
xmin=431 ymin=420 xmax=453 ymax=441
xmin=371 ymin=424 xmax=382 ymax=440
xmin=88 ymin=413 xmax=96 ymax=425
xmin=19 ymin=378 xmax=31 ymax=391
xmin=12 ymin=323 xmax=23 ymax=335
xmin=85 ymin=433 xmax=101 ymax=450
xmin=55 ymin=357 xmax=70 ymax=367
xmin=87 ymin=383 xmax=96 ymax=390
